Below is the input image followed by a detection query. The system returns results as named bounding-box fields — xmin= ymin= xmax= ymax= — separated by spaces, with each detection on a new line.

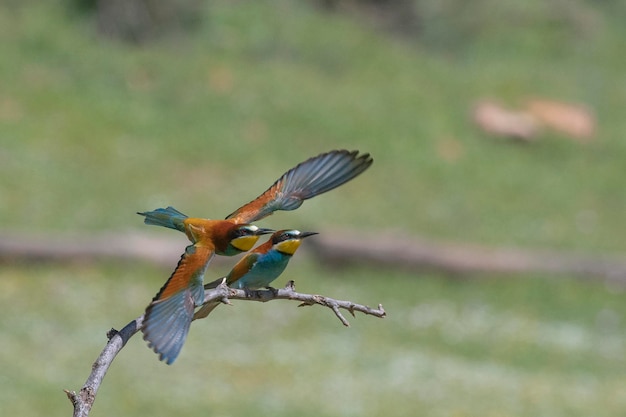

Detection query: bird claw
xmin=106 ymin=328 xmax=119 ymax=340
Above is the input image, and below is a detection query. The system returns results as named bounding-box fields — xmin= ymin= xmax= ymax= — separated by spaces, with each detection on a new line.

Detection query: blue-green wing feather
xmin=226 ymin=150 xmax=372 ymax=223
xmin=143 ymin=290 xmax=196 ymax=364
xmin=142 ymin=244 xmax=211 ymax=364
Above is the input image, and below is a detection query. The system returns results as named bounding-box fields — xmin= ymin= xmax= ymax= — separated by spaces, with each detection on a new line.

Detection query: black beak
xmin=300 ymin=231 xmax=319 ymax=239
xmin=256 ymin=227 xmax=275 ymax=235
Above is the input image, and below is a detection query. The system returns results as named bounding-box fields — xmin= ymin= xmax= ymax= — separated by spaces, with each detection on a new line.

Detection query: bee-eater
xmin=138 ymin=207 xmax=273 ymax=364
xmin=193 ymin=229 xmax=318 ymax=320
xmin=139 ymin=149 xmax=372 ymax=364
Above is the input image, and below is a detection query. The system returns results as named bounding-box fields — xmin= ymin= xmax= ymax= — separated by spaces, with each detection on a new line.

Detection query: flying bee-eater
xmin=138 ymin=209 xmax=272 ymax=365
xmin=193 ymin=229 xmax=318 ymax=320
xmin=139 ymin=149 xmax=372 ymax=364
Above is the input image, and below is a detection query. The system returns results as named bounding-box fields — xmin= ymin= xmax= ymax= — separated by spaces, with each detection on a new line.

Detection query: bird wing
xmin=193 ymin=251 xmax=261 ymax=320
xmin=226 ymin=149 xmax=373 ymax=224
xmin=224 ymin=251 xmax=260 ymax=286
xmin=142 ymin=244 xmax=214 ymax=364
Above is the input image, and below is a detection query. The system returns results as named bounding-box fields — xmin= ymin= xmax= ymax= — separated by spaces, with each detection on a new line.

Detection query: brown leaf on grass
xmin=472 ymin=100 xmax=539 ymax=141
xmin=526 ymin=99 xmax=595 ymax=142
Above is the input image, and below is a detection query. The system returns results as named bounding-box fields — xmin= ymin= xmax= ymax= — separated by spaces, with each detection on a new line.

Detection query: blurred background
xmin=1 ymin=0 xmax=626 ymax=416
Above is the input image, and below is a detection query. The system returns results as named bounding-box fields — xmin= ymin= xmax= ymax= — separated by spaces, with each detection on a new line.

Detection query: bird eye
xmin=234 ymin=227 xmax=252 ymax=238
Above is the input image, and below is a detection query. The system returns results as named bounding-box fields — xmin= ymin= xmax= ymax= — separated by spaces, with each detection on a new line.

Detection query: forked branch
xmin=65 ymin=281 xmax=386 ymax=417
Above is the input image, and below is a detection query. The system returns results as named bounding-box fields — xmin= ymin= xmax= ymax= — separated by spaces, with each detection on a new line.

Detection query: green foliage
xmin=1 ymin=1 xmax=626 ymax=416
xmin=1 ymin=1 xmax=626 ymax=251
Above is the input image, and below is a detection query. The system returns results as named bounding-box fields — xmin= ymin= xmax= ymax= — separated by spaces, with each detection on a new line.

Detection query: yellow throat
xmin=231 ymin=235 xmax=260 ymax=251
xmin=275 ymin=239 xmax=301 ymax=255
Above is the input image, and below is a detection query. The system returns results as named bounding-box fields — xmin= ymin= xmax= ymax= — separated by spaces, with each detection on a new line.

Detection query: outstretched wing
xmin=142 ymin=244 xmax=214 ymax=364
xmin=226 ymin=150 xmax=373 ymax=224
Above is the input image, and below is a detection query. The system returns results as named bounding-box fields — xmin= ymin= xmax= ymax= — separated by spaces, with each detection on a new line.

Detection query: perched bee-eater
xmin=193 ymin=229 xmax=318 ymax=320
xmin=139 ymin=149 xmax=372 ymax=364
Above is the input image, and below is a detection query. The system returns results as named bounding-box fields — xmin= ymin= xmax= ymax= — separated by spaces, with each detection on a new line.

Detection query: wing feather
xmin=226 ymin=150 xmax=372 ymax=223
xmin=142 ymin=244 xmax=214 ymax=364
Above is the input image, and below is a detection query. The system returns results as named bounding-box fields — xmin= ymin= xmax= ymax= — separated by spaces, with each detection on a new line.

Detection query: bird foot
xmin=242 ymin=286 xmax=278 ymax=298
xmin=242 ymin=287 xmax=264 ymax=298
xmin=106 ymin=328 xmax=119 ymax=341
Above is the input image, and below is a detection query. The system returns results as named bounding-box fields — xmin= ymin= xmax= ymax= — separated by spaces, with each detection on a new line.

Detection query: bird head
xmin=271 ymin=229 xmax=318 ymax=255
xmin=226 ymin=224 xmax=274 ymax=254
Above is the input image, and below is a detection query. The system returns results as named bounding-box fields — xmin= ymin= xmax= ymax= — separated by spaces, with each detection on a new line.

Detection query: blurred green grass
xmin=2 ymin=261 xmax=626 ymax=416
xmin=1 ymin=1 xmax=626 ymax=416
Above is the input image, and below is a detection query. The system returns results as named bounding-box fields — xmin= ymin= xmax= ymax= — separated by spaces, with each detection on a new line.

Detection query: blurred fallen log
xmin=0 ymin=232 xmax=187 ymax=268
xmin=309 ymin=231 xmax=626 ymax=283
xmin=1 ymin=231 xmax=625 ymax=282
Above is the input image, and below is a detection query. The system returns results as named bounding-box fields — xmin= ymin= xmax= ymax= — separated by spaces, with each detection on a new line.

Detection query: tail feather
xmin=193 ymin=301 xmax=220 ymax=321
xmin=192 ymin=276 xmax=226 ymax=320
xmin=138 ymin=206 xmax=188 ymax=233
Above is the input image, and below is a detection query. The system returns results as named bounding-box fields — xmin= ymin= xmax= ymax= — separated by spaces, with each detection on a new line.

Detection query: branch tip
xmin=64 ymin=389 xmax=76 ymax=403
xmin=378 ymin=304 xmax=386 ymax=317
xmin=331 ymin=304 xmax=350 ymax=326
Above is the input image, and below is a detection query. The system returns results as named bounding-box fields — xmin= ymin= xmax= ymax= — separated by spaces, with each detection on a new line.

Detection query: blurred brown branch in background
xmin=309 ymin=231 xmax=626 ymax=283
xmin=1 ymin=230 xmax=625 ymax=283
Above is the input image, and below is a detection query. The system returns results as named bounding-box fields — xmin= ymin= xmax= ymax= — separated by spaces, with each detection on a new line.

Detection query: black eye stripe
xmin=233 ymin=227 xmax=252 ymax=238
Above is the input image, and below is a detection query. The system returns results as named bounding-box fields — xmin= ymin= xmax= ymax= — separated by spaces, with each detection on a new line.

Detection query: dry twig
xmin=65 ymin=281 xmax=385 ymax=417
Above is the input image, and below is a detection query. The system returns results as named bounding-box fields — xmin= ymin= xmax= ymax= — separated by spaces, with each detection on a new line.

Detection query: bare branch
xmin=66 ymin=281 xmax=385 ymax=416
xmin=64 ymin=317 xmax=142 ymax=417
xmin=207 ymin=280 xmax=387 ymax=326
